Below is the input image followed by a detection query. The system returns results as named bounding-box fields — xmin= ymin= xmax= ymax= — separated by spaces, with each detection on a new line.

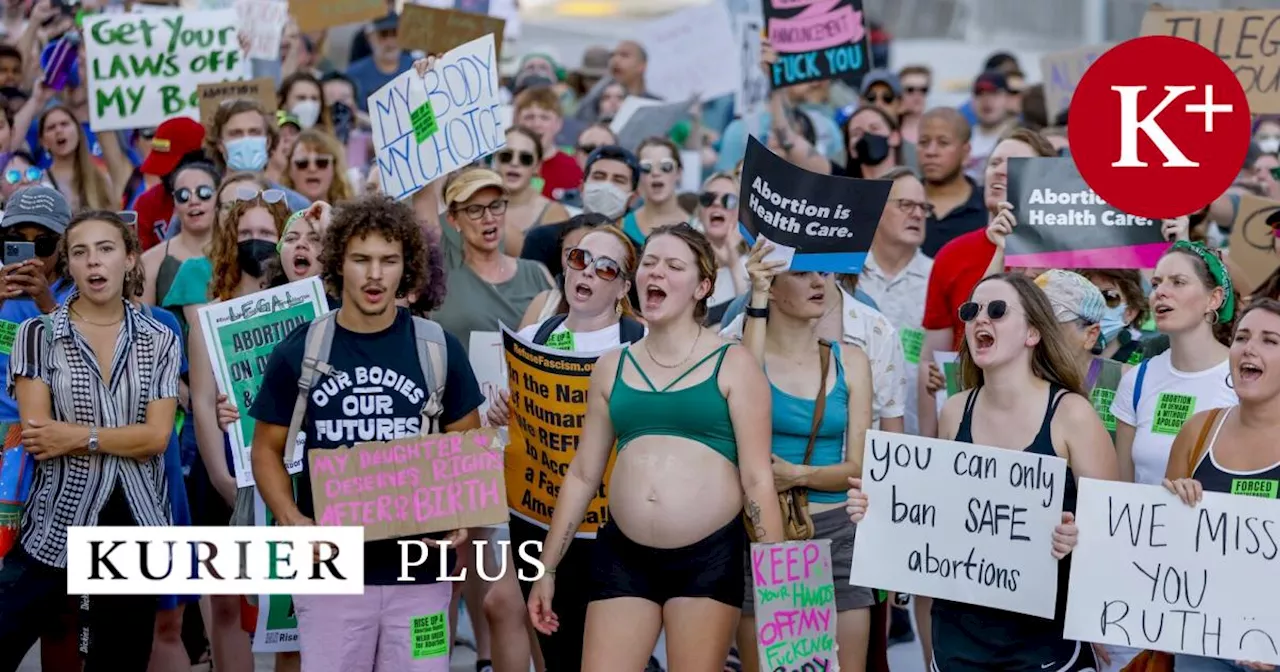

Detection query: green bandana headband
xmin=277 ymin=209 xmax=307 ymax=254
xmin=1171 ymin=240 xmax=1235 ymax=323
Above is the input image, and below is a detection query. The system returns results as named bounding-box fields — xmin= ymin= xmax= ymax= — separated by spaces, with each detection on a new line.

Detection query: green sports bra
xmin=608 ymin=344 xmax=739 ymax=465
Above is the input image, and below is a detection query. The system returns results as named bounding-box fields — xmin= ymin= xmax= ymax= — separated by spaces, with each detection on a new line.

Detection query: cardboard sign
xmin=1065 ymin=478 xmax=1280 ymax=665
xmin=501 ymin=327 xmax=616 ymax=537
xmin=1140 ymin=7 xmax=1280 ymax=114
xmin=765 ymin=0 xmax=869 ymax=88
xmin=1228 ymin=194 xmax=1280 ymax=296
xmin=1039 ymin=43 xmax=1112 ymax=119
xmin=369 ymin=34 xmax=507 ymax=201
xmin=197 ymin=77 xmax=278 ymax=126
xmin=309 ymin=428 xmax=509 ymax=541
xmin=399 ymin=4 xmax=505 ymax=61
xmin=289 ymin=0 xmax=385 ymax=33
xmin=83 ymin=9 xmax=249 ymax=131
xmin=1005 ymin=157 xmax=1167 ymax=269
xmin=639 ymin=2 xmax=742 ymax=103
xmin=750 ymin=540 xmax=838 ymax=670
xmin=738 ymin=136 xmax=889 ymax=273
xmin=849 ymin=430 xmax=1068 ymax=619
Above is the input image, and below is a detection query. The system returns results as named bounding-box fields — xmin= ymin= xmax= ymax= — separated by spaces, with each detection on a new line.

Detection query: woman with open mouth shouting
xmin=283 ymin=129 xmax=353 ymax=206
xmin=1159 ymin=298 xmax=1280 ymax=672
xmin=621 ymin=138 xmax=689 ymax=246
xmin=34 ymin=104 xmax=114 ymax=212
xmin=849 ymin=273 xmax=1118 ymax=672
xmin=497 ymin=126 xmax=570 ymax=258
xmin=696 ymin=171 xmax=747 ymax=326
xmin=528 ymin=223 xmax=783 ymax=670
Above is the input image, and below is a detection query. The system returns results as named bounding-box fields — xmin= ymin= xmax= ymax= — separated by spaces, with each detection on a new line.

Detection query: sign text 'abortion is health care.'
xmin=84 ymin=9 xmax=249 ymax=131
xmin=369 ymin=34 xmax=507 ymax=201
xmin=1006 ymin=157 xmax=1167 ymax=270
xmin=849 ymin=430 xmax=1067 ymax=619
xmin=1065 ymin=479 xmax=1280 ymax=665
xmin=739 ymin=136 xmax=889 ymax=274
xmin=309 ymin=428 xmax=509 ymax=541
xmin=751 ymin=540 xmax=838 ymax=672
xmin=765 ymin=0 xmax=869 ymax=88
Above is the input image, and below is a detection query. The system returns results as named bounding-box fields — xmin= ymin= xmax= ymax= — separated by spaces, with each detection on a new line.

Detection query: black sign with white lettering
xmin=764 ymin=0 xmax=870 ymax=88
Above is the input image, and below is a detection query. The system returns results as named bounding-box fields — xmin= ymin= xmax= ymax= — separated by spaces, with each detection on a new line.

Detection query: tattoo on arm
xmin=746 ymin=499 xmax=765 ymax=539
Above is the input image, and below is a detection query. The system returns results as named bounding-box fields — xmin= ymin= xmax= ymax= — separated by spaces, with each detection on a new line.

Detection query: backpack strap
xmin=283 ymin=311 xmax=337 ymax=469
xmin=410 ymin=317 xmax=448 ymax=433
xmin=618 ymin=316 xmax=646 ymax=345
xmin=1132 ymin=359 xmax=1150 ymax=415
xmin=1186 ymin=407 xmax=1224 ymax=477
xmin=532 ymin=314 xmax=569 ymax=345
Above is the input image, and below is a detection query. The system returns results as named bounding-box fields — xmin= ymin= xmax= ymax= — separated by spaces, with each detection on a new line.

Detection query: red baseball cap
xmin=139 ymin=117 xmax=207 ymax=177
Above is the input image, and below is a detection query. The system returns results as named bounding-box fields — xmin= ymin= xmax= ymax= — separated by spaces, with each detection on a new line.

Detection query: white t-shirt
xmin=1110 ymin=351 xmax=1237 ymax=486
xmin=516 ymin=320 xmax=627 ymax=353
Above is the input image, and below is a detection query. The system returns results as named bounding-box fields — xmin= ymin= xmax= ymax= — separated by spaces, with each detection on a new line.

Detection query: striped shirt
xmin=5 ymin=295 xmax=181 ymax=567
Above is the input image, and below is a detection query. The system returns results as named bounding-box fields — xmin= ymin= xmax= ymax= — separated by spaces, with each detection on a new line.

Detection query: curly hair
xmin=283 ymin=129 xmax=353 ymax=204
xmin=208 ymin=198 xmax=291 ymax=301
xmin=322 ymin=195 xmax=431 ymax=301
xmin=58 ymin=210 xmax=145 ymax=298
xmin=408 ymin=228 xmax=448 ymax=315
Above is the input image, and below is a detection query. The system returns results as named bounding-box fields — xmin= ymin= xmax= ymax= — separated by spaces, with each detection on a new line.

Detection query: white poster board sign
xmin=369 ymin=34 xmax=507 ymax=201
xmin=640 ymin=2 xmax=742 ymax=103
xmin=84 ymin=9 xmax=249 ymax=131
xmin=735 ymin=16 xmax=768 ymax=116
xmin=850 ymin=430 xmax=1067 ymax=619
xmin=1065 ymin=478 xmax=1280 ymax=665
xmin=469 ymin=330 xmax=505 ymax=426
xmin=235 ymin=0 xmax=290 ymax=61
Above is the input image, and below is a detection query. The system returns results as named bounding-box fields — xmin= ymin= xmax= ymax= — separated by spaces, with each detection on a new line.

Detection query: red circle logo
xmin=1068 ymin=35 xmax=1252 ymax=220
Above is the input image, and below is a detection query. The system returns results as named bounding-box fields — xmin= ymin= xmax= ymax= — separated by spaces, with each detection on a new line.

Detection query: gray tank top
xmin=432 ymin=259 xmax=551 ymax=353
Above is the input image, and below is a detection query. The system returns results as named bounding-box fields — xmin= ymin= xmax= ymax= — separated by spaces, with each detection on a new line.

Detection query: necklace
xmin=645 ymin=327 xmax=701 ymax=369
xmin=71 ymin=306 xmax=123 ymax=327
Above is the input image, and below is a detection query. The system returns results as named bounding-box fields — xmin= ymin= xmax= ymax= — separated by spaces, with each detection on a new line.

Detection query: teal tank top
xmin=770 ymin=343 xmax=849 ymax=503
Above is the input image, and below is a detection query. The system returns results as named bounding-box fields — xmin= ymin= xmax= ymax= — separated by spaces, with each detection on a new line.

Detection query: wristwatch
xmin=88 ymin=426 xmax=99 ymax=453
xmin=746 ymin=305 xmax=770 ymax=319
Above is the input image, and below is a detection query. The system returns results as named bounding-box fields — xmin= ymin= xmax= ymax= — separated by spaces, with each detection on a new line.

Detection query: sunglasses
xmin=454 ymin=199 xmax=507 ymax=221
xmin=893 ymin=198 xmax=935 ymax=217
xmin=231 ymin=185 xmax=287 ymax=205
xmin=1100 ymin=288 xmax=1123 ymax=308
xmin=5 ymin=233 xmax=59 ymax=258
xmin=565 ymin=247 xmax=622 ymax=282
xmin=698 ymin=191 xmax=738 ymax=209
xmin=864 ymin=91 xmax=896 ymax=104
xmin=640 ymin=159 xmax=676 ymax=174
xmin=958 ymin=300 xmax=1009 ymax=322
xmin=496 ymin=149 xmax=536 ymax=167
xmin=174 ymin=184 xmax=215 ymax=204
xmin=4 ymin=167 xmax=41 ymax=184
xmin=577 ymin=143 xmax=599 ymax=155
xmin=117 ymin=211 xmax=138 ymax=226
xmin=293 ymin=155 xmax=333 ymax=170
xmin=904 ymin=86 xmax=929 ymax=95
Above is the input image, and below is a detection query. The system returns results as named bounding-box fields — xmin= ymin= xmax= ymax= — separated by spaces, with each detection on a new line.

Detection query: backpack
xmin=282 ymin=311 xmax=449 ymax=468
xmin=531 ymin=313 xmax=646 ymax=346
xmin=1132 ymin=359 xmax=1150 ymax=415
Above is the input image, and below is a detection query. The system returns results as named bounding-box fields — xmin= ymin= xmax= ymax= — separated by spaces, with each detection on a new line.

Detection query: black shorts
xmin=932 ymin=607 xmax=1097 ymax=672
xmin=588 ymin=517 xmax=746 ymax=608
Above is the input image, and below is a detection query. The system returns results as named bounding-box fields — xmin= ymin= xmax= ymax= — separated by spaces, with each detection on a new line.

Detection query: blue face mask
xmin=1099 ymin=303 xmax=1128 ymax=344
xmin=224 ymin=136 xmax=268 ymax=172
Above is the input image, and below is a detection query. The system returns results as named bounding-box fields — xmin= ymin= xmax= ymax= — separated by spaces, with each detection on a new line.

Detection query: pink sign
xmin=750 ymin=539 xmax=838 ymax=670
xmin=768 ymin=2 xmax=864 ymax=53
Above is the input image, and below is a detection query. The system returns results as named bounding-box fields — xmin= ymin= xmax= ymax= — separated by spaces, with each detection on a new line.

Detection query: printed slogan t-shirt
xmin=251 ymin=308 xmax=484 ymax=584
xmin=1110 ymin=351 xmax=1237 ymax=486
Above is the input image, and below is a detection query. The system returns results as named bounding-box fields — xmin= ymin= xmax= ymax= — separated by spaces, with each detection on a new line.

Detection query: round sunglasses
xmin=565 ymin=247 xmax=622 ymax=282
xmin=175 ymin=184 xmax=215 ymax=204
xmin=958 ymin=300 xmax=1009 ymax=322
xmin=496 ymin=149 xmax=536 ymax=167
xmin=640 ymin=159 xmax=676 ymax=175
xmin=698 ymin=191 xmax=738 ymax=209
xmin=4 ymin=167 xmax=41 ymax=185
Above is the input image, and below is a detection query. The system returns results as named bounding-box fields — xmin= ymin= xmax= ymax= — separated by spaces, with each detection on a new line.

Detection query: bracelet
xmin=745 ymin=305 xmax=769 ymax=319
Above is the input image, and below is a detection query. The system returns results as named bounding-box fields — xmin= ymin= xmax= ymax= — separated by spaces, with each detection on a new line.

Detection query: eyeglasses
xmin=958 ymin=300 xmax=1009 ymax=322
xmin=864 ymin=91 xmax=896 ymax=104
xmin=577 ymin=144 xmax=599 ymax=155
xmin=117 ymin=211 xmax=138 ymax=226
xmin=904 ymin=86 xmax=930 ymax=95
xmin=454 ymin=199 xmax=508 ymax=221
xmin=174 ymin=184 xmax=215 ymax=204
xmin=293 ymin=155 xmax=333 ymax=171
xmin=565 ymin=247 xmax=622 ymax=281
xmin=698 ymin=191 xmax=738 ymax=209
xmin=231 ymin=185 xmax=287 ymax=205
xmin=893 ymin=198 xmax=935 ymax=217
xmin=1100 ymin=288 xmax=1123 ymax=308
xmin=640 ymin=159 xmax=676 ymax=174
xmin=4 ymin=232 xmax=59 ymax=257
xmin=496 ymin=149 xmax=536 ymax=167
xmin=4 ymin=167 xmax=41 ymax=184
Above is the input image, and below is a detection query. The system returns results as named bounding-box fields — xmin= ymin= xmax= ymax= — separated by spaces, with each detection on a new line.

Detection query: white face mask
xmin=291 ymin=100 xmax=322 ymax=130
xmin=1258 ymin=136 xmax=1280 ymax=155
xmin=582 ymin=181 xmax=630 ymax=219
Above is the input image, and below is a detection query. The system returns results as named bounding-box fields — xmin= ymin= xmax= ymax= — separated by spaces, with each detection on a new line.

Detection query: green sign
xmin=899 ymin=327 xmax=924 ymax=365
xmin=411 ymin=101 xmax=439 ymax=143
xmin=411 ymin=611 xmax=449 ymax=659
xmin=1231 ymin=479 xmax=1278 ymax=499
xmin=1151 ymin=392 xmax=1196 ymax=436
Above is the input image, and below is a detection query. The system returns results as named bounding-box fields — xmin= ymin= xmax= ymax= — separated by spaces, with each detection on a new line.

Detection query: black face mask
xmin=853 ymin=133 xmax=891 ymax=165
xmin=237 ymin=239 xmax=277 ymax=279
xmin=331 ymin=102 xmax=353 ymax=144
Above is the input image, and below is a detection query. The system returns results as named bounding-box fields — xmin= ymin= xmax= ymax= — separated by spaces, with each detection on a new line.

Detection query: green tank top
xmin=608 ymin=344 xmax=738 ymax=465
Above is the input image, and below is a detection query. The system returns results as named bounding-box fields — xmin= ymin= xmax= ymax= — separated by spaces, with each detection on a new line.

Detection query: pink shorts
xmin=294 ymin=582 xmax=453 ymax=672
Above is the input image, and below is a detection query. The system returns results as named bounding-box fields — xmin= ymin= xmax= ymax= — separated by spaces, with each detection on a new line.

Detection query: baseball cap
xmin=973 ymin=71 xmax=1010 ymax=95
xmin=860 ymin=68 xmax=902 ymax=98
xmin=139 ymin=117 xmax=206 ymax=177
xmin=1035 ymin=269 xmax=1106 ymax=324
xmin=371 ymin=12 xmax=398 ymax=32
xmin=276 ymin=109 xmax=301 ymax=130
xmin=444 ymin=168 xmax=507 ymax=206
xmin=1 ymin=186 xmax=72 ymax=235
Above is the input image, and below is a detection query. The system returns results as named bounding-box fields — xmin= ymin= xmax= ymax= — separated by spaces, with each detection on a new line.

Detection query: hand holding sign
xmin=745 ymin=237 xmax=787 ymax=295
xmin=985 ymin=202 xmax=1016 ymax=249
xmin=845 ymin=476 xmax=868 ymax=523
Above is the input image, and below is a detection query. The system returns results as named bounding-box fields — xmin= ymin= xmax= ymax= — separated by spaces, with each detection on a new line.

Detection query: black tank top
xmin=1192 ymin=408 xmax=1280 ymax=499
xmin=933 ymin=384 xmax=1082 ymax=667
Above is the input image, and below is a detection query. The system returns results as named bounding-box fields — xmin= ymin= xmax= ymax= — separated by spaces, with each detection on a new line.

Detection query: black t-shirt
xmin=250 ymin=308 xmax=484 ymax=584
xmin=923 ymin=176 xmax=988 ymax=257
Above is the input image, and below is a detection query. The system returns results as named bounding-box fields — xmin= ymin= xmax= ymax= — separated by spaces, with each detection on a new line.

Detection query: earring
xmin=615 ymin=300 xmax=623 ymax=316
xmin=1207 ymin=308 xmax=1220 ymax=325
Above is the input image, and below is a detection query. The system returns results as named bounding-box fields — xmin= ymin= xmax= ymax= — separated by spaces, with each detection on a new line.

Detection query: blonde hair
xmin=283 ymin=130 xmax=353 ymax=204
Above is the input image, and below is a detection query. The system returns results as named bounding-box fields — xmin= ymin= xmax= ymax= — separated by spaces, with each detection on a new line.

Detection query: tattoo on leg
xmin=746 ymin=500 xmax=765 ymax=538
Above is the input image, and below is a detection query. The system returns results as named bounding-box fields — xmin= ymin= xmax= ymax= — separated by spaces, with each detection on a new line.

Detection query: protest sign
xmin=309 ymin=428 xmax=509 ymax=540
xmin=501 ymin=326 xmax=615 ymax=537
xmin=252 ymin=489 xmax=299 ymax=653
xmin=84 ymin=9 xmax=249 ymax=131
xmin=399 ymin=4 xmax=505 ymax=61
xmin=289 ymin=0 xmax=385 ymax=33
xmin=850 ymin=430 xmax=1068 ymax=618
xmin=932 ymin=351 xmax=961 ymax=415
xmin=640 ymin=2 xmax=741 ymax=103
xmin=197 ymin=77 xmax=277 ymax=126
xmin=1228 ymin=195 xmax=1280 ymax=295
xmin=234 ymin=0 xmax=289 ymax=61
xmin=468 ymin=331 xmax=505 ymax=426
xmin=1065 ymin=479 xmax=1280 ymax=665
xmin=609 ymin=97 xmax=692 ymax=156
xmin=739 ymin=136 xmax=890 ymax=273
xmin=369 ymin=34 xmax=507 ymax=201
xmin=1140 ymin=8 xmax=1280 ymax=114
xmin=735 ymin=16 xmax=769 ymax=117
xmin=764 ymin=0 xmax=869 ymax=88
xmin=750 ymin=540 xmax=838 ymax=671
xmin=1039 ymin=43 xmax=1111 ymax=118
xmin=1005 ymin=157 xmax=1167 ymax=269
xmin=197 ymin=277 xmax=329 ymax=487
